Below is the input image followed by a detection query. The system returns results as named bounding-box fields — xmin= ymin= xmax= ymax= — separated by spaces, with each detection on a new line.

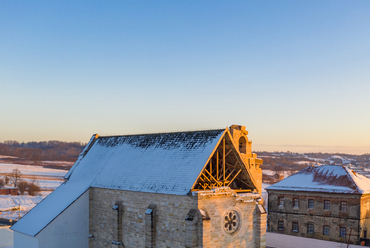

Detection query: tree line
xmin=0 ymin=140 xmax=86 ymax=163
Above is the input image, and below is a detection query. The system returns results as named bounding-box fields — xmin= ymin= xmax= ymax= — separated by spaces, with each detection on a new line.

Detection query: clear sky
xmin=1 ymin=1 xmax=369 ymax=154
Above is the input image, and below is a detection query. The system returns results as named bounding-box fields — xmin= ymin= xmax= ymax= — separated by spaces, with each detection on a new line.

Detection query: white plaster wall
xmin=36 ymin=190 xmax=89 ymax=248
xmin=14 ymin=231 xmax=39 ymax=248
xmin=0 ymin=226 xmax=14 ymax=248
xmin=13 ymin=190 xmax=90 ymax=248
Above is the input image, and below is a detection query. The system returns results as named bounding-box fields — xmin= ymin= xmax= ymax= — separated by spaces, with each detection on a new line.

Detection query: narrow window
xmin=307 ymin=223 xmax=314 ymax=234
xmin=324 ymin=200 xmax=330 ymax=210
xmin=340 ymin=201 xmax=347 ymax=212
xmin=278 ymin=221 xmax=284 ymax=231
xmin=340 ymin=227 xmax=346 ymax=237
xmin=293 ymin=198 xmax=299 ymax=208
xmin=292 ymin=221 xmax=299 ymax=232
xmin=308 ymin=199 xmax=314 ymax=209
xmin=364 ymin=229 xmax=367 ymax=238
xmin=239 ymin=137 xmax=246 ymax=154
xmin=323 ymin=225 xmax=330 ymax=236
xmin=278 ymin=197 xmax=284 ymax=207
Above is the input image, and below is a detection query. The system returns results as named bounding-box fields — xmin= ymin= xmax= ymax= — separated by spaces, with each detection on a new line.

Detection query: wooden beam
xmin=225 ymin=149 xmax=232 ymax=158
xmin=223 ymin=138 xmax=225 ymax=183
xmin=204 ymin=169 xmax=218 ymax=183
xmin=217 ymin=151 xmax=219 ymax=181
xmin=225 ymin=168 xmax=237 ymax=181
xmin=201 ymin=173 xmax=211 ymax=182
xmin=227 ymin=169 xmax=242 ymax=187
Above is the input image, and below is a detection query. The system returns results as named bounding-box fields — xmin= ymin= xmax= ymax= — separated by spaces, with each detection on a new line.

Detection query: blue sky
xmin=1 ymin=1 xmax=369 ymax=154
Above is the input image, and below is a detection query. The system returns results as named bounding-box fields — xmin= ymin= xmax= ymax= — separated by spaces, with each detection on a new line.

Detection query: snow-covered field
xmin=0 ymin=161 xmax=68 ymax=220
xmin=0 ymin=193 xmax=51 ymax=220
xmin=0 ymin=163 xmax=67 ymax=177
xmin=263 ymin=169 xmax=292 ymax=178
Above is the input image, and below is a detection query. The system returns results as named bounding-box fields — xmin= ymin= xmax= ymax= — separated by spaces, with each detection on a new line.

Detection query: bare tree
xmin=4 ymin=175 xmax=9 ymax=185
xmin=28 ymin=179 xmax=41 ymax=196
xmin=18 ymin=180 xmax=29 ymax=195
xmin=0 ymin=178 xmax=5 ymax=188
xmin=9 ymin=169 xmax=22 ymax=187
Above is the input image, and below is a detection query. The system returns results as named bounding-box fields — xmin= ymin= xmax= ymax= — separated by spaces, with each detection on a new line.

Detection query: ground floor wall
xmin=268 ymin=212 xmax=359 ymax=244
xmin=89 ymin=187 xmax=266 ymax=248
xmin=13 ymin=232 xmax=39 ymax=248
xmin=267 ymin=190 xmax=361 ymax=244
xmin=89 ymin=188 xmax=197 ymax=248
xmin=0 ymin=226 xmax=14 ymax=248
xmin=14 ymin=190 xmax=89 ymax=248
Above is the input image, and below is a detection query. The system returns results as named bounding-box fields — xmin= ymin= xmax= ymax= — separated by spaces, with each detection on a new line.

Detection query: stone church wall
xmin=89 ymin=187 xmax=266 ymax=248
xmin=196 ymin=187 xmax=266 ymax=248
xmin=89 ymin=188 xmax=196 ymax=248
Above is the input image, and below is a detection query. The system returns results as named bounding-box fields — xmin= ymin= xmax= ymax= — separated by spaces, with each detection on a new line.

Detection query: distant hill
xmin=0 ymin=140 xmax=86 ymax=165
xmin=257 ymin=150 xmax=370 ymax=171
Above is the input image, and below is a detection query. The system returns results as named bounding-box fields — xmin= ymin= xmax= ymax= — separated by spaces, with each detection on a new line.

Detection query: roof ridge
xmin=342 ymin=166 xmax=362 ymax=193
xmin=98 ymin=128 xmax=226 ymax=139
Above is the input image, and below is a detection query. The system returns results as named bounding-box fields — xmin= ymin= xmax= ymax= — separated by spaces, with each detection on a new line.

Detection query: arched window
xmin=239 ymin=136 xmax=246 ymax=154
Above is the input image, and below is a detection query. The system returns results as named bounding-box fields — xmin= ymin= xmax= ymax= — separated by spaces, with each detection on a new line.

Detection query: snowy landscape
xmin=0 ymin=158 xmax=68 ymax=221
xmin=0 ymin=150 xmax=369 ymax=248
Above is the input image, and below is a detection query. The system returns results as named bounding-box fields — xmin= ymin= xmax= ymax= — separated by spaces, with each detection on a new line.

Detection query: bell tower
xmin=229 ymin=125 xmax=263 ymax=193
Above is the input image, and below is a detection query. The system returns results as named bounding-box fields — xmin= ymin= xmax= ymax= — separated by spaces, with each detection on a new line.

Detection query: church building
xmin=12 ymin=125 xmax=266 ymax=248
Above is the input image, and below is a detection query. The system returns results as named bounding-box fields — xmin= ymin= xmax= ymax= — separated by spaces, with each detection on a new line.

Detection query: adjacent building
xmin=0 ymin=187 xmax=18 ymax=195
xmin=266 ymin=164 xmax=370 ymax=245
xmin=12 ymin=125 xmax=266 ymax=248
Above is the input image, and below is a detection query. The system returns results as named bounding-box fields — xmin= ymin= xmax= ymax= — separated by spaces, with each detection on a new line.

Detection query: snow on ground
xmin=0 ymin=155 xmax=17 ymax=159
xmin=0 ymin=163 xmax=67 ymax=177
xmin=0 ymin=194 xmax=45 ymax=212
xmin=331 ymin=155 xmax=354 ymax=164
xmin=36 ymin=179 xmax=63 ymax=189
xmin=0 ymin=161 xmax=68 ymax=221
xmin=263 ymin=170 xmax=292 ymax=178
xmin=0 ymin=192 xmax=52 ymax=220
xmin=294 ymin=160 xmax=315 ymax=165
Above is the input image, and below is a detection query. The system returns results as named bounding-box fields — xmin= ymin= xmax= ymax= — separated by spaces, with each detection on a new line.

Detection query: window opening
xmin=323 ymin=225 xmax=330 ymax=236
xmin=340 ymin=227 xmax=346 ymax=237
xmin=292 ymin=222 xmax=299 ymax=232
xmin=278 ymin=221 xmax=284 ymax=231
xmin=308 ymin=199 xmax=314 ymax=209
xmin=324 ymin=200 xmax=330 ymax=210
xmin=293 ymin=198 xmax=299 ymax=208
xmin=307 ymin=223 xmax=314 ymax=234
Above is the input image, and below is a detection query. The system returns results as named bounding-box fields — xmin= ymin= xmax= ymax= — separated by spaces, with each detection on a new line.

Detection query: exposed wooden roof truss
xmin=192 ymin=133 xmax=256 ymax=192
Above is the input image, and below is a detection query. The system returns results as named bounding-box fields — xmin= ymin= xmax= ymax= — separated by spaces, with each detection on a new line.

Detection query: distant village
xmin=1 ymin=127 xmax=370 ymax=248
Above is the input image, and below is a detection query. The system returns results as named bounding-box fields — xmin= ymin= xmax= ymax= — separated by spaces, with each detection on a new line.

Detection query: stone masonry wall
xmin=196 ymin=187 xmax=266 ymax=248
xmin=89 ymin=188 xmax=196 ymax=248
xmin=268 ymin=190 xmax=361 ymax=244
xmin=360 ymin=194 xmax=370 ymax=240
xmin=89 ymin=187 xmax=266 ymax=248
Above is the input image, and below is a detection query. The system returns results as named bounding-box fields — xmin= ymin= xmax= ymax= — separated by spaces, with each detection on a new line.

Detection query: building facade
xmin=12 ymin=125 xmax=266 ymax=248
xmin=267 ymin=165 xmax=370 ymax=245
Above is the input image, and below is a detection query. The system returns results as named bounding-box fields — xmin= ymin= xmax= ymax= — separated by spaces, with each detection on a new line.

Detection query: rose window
xmin=223 ymin=210 xmax=240 ymax=234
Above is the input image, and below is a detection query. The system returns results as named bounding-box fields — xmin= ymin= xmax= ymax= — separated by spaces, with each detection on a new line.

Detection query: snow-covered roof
xmin=266 ymin=165 xmax=370 ymax=194
xmin=12 ymin=128 xmax=226 ymax=236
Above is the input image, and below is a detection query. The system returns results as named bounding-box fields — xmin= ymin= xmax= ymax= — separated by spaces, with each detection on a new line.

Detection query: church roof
xmin=73 ymin=129 xmax=226 ymax=194
xmin=12 ymin=128 xmax=227 ymax=236
xmin=266 ymin=164 xmax=370 ymax=194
